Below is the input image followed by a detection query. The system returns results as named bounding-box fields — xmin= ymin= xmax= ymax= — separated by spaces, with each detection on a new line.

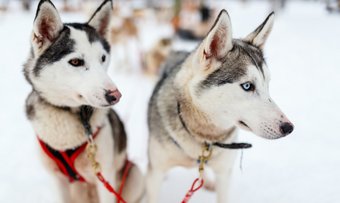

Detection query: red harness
xmin=37 ymin=127 xmax=101 ymax=182
xmin=37 ymin=127 xmax=132 ymax=203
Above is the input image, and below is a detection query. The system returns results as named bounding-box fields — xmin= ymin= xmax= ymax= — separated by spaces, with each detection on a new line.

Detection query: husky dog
xmin=147 ymin=10 xmax=294 ymax=203
xmin=24 ymin=0 xmax=143 ymax=202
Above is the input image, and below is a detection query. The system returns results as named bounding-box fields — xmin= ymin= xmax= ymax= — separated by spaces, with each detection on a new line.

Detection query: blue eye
xmin=241 ymin=82 xmax=255 ymax=92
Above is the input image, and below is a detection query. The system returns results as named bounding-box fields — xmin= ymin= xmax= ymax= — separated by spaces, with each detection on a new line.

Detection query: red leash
xmin=96 ymin=172 xmax=126 ymax=203
xmin=38 ymin=127 xmax=132 ymax=203
xmin=181 ymin=178 xmax=204 ymax=203
xmin=118 ymin=160 xmax=133 ymax=203
xmin=94 ymin=160 xmax=133 ymax=203
xmin=86 ymin=136 xmax=132 ymax=203
xmin=181 ymin=143 xmax=212 ymax=202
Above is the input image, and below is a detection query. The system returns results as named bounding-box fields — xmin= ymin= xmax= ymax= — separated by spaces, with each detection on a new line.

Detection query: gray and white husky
xmin=147 ymin=10 xmax=294 ymax=203
xmin=24 ymin=0 xmax=143 ymax=202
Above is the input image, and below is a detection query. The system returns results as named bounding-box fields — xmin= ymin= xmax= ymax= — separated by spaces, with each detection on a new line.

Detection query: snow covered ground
xmin=0 ymin=1 xmax=340 ymax=203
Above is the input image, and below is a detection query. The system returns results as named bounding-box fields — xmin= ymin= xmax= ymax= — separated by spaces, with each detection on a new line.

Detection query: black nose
xmin=105 ymin=91 xmax=117 ymax=104
xmin=280 ymin=122 xmax=294 ymax=135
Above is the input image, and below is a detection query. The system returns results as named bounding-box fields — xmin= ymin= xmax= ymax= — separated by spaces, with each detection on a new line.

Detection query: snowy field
xmin=1 ymin=1 xmax=340 ymax=203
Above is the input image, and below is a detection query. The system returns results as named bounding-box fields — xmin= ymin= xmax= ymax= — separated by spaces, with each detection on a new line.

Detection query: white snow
xmin=0 ymin=1 xmax=340 ymax=203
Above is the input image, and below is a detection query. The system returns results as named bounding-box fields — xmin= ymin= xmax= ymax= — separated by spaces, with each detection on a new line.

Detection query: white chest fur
xmin=28 ymin=94 xmax=109 ymax=150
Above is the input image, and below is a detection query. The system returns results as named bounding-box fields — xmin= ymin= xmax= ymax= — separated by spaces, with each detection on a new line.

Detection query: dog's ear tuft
xmin=201 ymin=9 xmax=233 ymax=61
xmin=33 ymin=0 xmax=63 ymax=51
xmin=88 ymin=0 xmax=113 ymax=38
xmin=244 ymin=12 xmax=274 ymax=49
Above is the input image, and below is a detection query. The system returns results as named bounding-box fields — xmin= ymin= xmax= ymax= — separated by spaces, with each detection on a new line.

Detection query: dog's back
xmin=148 ymin=51 xmax=189 ymax=140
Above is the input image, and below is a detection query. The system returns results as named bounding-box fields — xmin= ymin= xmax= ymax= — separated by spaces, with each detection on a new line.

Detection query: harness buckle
xmin=198 ymin=143 xmax=213 ymax=178
xmin=86 ymin=139 xmax=101 ymax=173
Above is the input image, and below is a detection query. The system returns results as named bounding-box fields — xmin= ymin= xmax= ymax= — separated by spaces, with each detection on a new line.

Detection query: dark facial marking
xmin=201 ymin=65 xmax=246 ymax=88
xmin=66 ymin=23 xmax=110 ymax=53
xmin=237 ymin=41 xmax=265 ymax=78
xmin=200 ymin=43 xmax=247 ymax=88
xmin=26 ymin=103 xmax=35 ymax=120
xmin=33 ymin=26 xmax=74 ymax=76
xmin=239 ymin=120 xmax=252 ymax=131
xmin=23 ymin=48 xmax=34 ymax=85
xmin=200 ymin=40 xmax=265 ymax=90
xmin=23 ymin=67 xmax=31 ymax=85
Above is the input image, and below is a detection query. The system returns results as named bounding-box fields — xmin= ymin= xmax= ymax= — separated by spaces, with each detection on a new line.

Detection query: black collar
xmin=79 ymin=105 xmax=94 ymax=136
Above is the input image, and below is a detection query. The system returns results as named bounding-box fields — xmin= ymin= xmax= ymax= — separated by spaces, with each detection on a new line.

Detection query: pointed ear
xmin=33 ymin=0 xmax=63 ymax=51
xmin=88 ymin=0 xmax=113 ymax=38
xmin=200 ymin=9 xmax=233 ymax=65
xmin=244 ymin=12 xmax=274 ymax=49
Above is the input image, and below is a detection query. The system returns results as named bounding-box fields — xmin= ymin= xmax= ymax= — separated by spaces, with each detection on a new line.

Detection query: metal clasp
xmin=197 ymin=143 xmax=212 ymax=178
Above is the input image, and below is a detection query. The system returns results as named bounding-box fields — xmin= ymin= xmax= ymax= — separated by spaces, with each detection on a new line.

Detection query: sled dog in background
xmin=24 ymin=0 xmax=144 ymax=202
xmin=144 ymin=38 xmax=173 ymax=77
xmin=147 ymin=10 xmax=294 ymax=203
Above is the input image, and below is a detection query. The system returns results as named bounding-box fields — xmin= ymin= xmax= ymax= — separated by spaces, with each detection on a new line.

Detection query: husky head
xmin=24 ymin=0 xmax=121 ymax=108
xmin=177 ymin=10 xmax=294 ymax=139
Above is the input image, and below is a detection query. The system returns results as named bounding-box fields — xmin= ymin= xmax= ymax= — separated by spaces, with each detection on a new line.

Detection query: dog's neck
xmin=29 ymin=90 xmax=107 ymax=150
xmin=33 ymin=90 xmax=99 ymax=135
xmin=176 ymin=95 xmax=235 ymax=143
xmin=33 ymin=90 xmax=94 ymax=114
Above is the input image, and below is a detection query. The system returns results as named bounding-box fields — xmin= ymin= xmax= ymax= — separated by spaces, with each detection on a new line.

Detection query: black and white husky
xmin=147 ymin=10 xmax=294 ymax=203
xmin=24 ymin=0 xmax=143 ymax=202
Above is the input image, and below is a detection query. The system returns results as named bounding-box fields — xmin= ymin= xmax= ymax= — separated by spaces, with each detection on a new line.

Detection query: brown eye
xmin=68 ymin=58 xmax=84 ymax=67
xmin=101 ymin=55 xmax=106 ymax=63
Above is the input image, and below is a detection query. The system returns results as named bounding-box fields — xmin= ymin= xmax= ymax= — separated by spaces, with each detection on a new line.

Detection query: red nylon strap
xmin=118 ymin=160 xmax=133 ymax=203
xmin=60 ymin=151 xmax=86 ymax=182
xmin=181 ymin=178 xmax=204 ymax=203
xmin=95 ymin=172 xmax=125 ymax=203
xmin=37 ymin=127 xmax=101 ymax=182
xmin=38 ymin=140 xmax=76 ymax=182
xmin=95 ymin=160 xmax=132 ymax=203
xmin=38 ymin=127 xmax=132 ymax=203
